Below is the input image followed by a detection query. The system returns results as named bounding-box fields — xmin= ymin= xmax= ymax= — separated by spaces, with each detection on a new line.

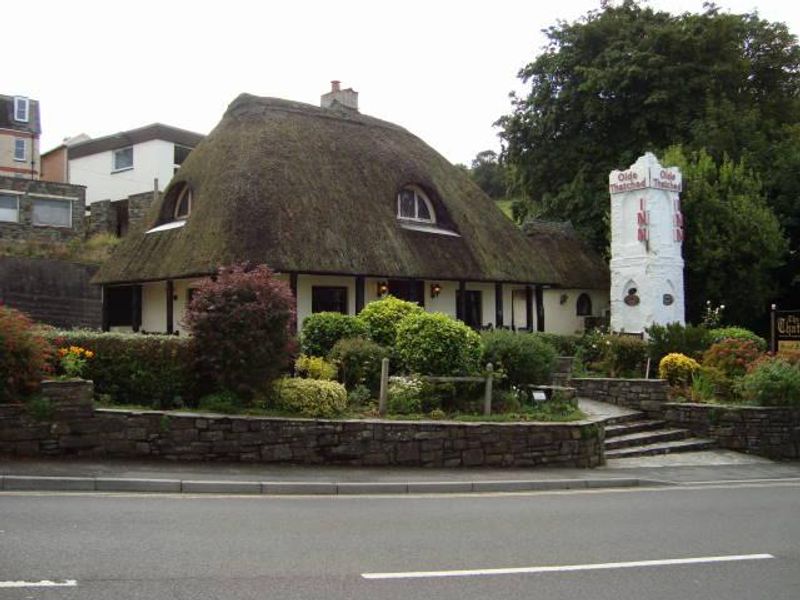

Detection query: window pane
xmin=174 ymin=145 xmax=192 ymax=165
xmin=312 ymin=287 xmax=348 ymax=314
xmin=14 ymin=139 xmax=25 ymax=160
xmin=0 ymin=195 xmax=18 ymax=222
xmin=399 ymin=190 xmax=415 ymax=218
xmin=416 ymin=195 xmax=431 ymax=221
xmin=114 ymin=147 xmax=133 ymax=170
xmin=175 ymin=189 xmax=191 ymax=218
xmin=32 ymin=199 xmax=71 ymax=227
xmin=14 ymin=98 xmax=28 ymax=121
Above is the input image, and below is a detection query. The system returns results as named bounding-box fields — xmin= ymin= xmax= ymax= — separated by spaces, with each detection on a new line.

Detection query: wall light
xmin=430 ymin=283 xmax=441 ymax=298
xmin=376 ymin=281 xmax=389 ymax=296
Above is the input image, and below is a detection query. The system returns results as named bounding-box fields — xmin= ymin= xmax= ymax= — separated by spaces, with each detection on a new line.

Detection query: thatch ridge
xmin=94 ymin=93 xmax=600 ymax=288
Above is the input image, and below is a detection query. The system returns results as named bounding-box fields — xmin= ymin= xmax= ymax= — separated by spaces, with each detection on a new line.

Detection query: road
xmin=1 ymin=482 xmax=799 ymax=599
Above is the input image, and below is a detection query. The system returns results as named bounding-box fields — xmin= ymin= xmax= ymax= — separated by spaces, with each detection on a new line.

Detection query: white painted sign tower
xmin=609 ymin=152 xmax=685 ymax=333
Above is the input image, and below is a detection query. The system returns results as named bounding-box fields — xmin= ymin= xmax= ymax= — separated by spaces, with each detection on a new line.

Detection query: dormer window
xmin=397 ymin=186 xmax=435 ymax=223
xmin=14 ymin=97 xmax=29 ymax=123
xmin=174 ymin=185 xmax=192 ymax=219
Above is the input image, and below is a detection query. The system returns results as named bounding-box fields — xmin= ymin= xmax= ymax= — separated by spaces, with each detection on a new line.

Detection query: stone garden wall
xmin=0 ymin=381 xmax=605 ymax=468
xmin=664 ymin=403 xmax=800 ymax=460
xmin=571 ymin=378 xmax=669 ymax=416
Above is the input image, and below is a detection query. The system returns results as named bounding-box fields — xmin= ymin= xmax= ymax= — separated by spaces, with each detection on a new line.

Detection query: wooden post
xmin=535 ymin=285 xmax=545 ymax=332
xmin=101 ymin=286 xmax=110 ymax=332
xmin=457 ymin=280 xmax=466 ymax=321
xmin=289 ymin=273 xmax=298 ymax=333
xmin=378 ymin=358 xmax=390 ymax=416
xmin=495 ymin=283 xmax=503 ymax=328
xmin=483 ymin=363 xmax=494 ymax=416
xmin=525 ymin=285 xmax=534 ymax=332
xmin=166 ymin=279 xmax=174 ymax=335
xmin=355 ymin=275 xmax=365 ymax=314
xmin=770 ymin=303 xmax=777 ymax=353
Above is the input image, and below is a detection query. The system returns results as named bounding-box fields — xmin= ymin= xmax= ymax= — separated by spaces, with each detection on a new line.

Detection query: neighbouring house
xmin=93 ymin=83 xmax=609 ymax=335
xmin=0 ymin=94 xmax=40 ymax=180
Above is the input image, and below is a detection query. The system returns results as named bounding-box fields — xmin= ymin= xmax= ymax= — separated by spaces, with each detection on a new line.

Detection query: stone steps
xmin=605 ymin=420 xmax=667 ymax=438
xmin=600 ymin=409 xmax=717 ymax=459
xmin=605 ymin=428 xmax=693 ymax=450
xmin=605 ymin=438 xmax=717 ymax=459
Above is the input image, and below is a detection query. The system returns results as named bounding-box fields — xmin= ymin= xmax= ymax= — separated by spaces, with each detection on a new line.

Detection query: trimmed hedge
xmin=42 ymin=330 xmax=195 ymax=409
xmin=481 ymin=329 xmax=556 ymax=387
xmin=272 ymin=377 xmax=348 ymax=417
xmin=395 ymin=312 xmax=482 ymax=376
xmin=300 ymin=312 xmax=367 ymax=357
xmin=357 ymin=296 xmax=423 ymax=348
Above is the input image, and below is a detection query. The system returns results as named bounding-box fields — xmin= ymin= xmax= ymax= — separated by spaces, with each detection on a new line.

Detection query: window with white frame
xmin=397 ymin=186 xmax=435 ymax=223
xmin=13 ymin=97 xmax=29 ymax=123
xmin=112 ymin=147 xmax=134 ymax=172
xmin=14 ymin=139 xmax=26 ymax=162
xmin=0 ymin=195 xmax=19 ymax=222
xmin=32 ymin=198 xmax=72 ymax=228
xmin=174 ymin=185 xmax=192 ymax=219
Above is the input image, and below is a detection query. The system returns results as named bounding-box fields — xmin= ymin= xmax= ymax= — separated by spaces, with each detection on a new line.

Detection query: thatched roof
xmin=522 ymin=220 xmax=609 ymax=289
xmin=94 ymin=94 xmax=603 ymax=287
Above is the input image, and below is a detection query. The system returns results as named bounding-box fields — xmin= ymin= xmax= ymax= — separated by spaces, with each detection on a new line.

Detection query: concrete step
xmin=605 ymin=438 xmax=716 ymax=459
xmin=605 ymin=420 xmax=668 ymax=439
xmin=605 ymin=428 xmax=691 ymax=450
xmin=602 ymin=411 xmax=646 ymax=425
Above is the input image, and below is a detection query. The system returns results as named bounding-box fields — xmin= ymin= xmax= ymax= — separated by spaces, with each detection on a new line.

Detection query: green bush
xmin=329 ymin=336 xmax=389 ymax=392
xmin=573 ymin=328 xmax=608 ymax=371
xmin=534 ymin=333 xmax=580 ymax=356
xmin=294 ymin=354 xmax=338 ymax=380
xmin=0 ymin=306 xmax=51 ymax=403
xmin=708 ymin=327 xmax=767 ymax=352
xmin=387 ymin=376 xmax=424 ymax=414
xmin=738 ymin=359 xmax=800 ymax=406
xmin=300 ymin=312 xmax=367 ymax=357
xmin=272 ymin=377 xmax=348 ymax=417
xmin=693 ymin=365 xmax=735 ymax=402
xmin=702 ymin=339 xmax=763 ymax=379
xmin=603 ymin=335 xmax=648 ymax=378
xmin=347 ymin=384 xmax=372 ymax=407
xmin=41 ymin=330 xmax=194 ymax=409
xmin=357 ymin=296 xmax=423 ymax=348
xmin=646 ymin=322 xmax=712 ymax=364
xmin=197 ymin=390 xmax=242 ymax=414
xmin=481 ymin=329 xmax=556 ymax=387
xmin=183 ymin=264 xmax=295 ymax=399
xmin=395 ymin=312 xmax=482 ymax=376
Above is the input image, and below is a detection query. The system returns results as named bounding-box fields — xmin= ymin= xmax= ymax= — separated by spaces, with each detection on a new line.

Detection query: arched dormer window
xmin=174 ymin=184 xmax=192 ymax=220
xmin=576 ymin=293 xmax=592 ymax=316
xmin=397 ymin=186 xmax=435 ymax=224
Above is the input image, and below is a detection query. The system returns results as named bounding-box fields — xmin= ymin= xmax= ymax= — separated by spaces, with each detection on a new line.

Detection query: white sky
xmin=7 ymin=0 xmax=800 ymax=166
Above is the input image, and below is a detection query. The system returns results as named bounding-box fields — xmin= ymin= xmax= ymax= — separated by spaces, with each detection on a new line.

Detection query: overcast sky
xmin=8 ymin=0 xmax=800 ymax=166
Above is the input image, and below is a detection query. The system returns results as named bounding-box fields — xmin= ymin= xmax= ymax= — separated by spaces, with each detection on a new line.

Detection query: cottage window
xmin=113 ymin=147 xmax=134 ymax=172
xmin=32 ymin=198 xmax=72 ymax=228
xmin=174 ymin=185 xmax=192 ymax=219
xmin=174 ymin=144 xmax=192 ymax=168
xmin=576 ymin=293 xmax=592 ymax=316
xmin=397 ymin=186 xmax=435 ymax=223
xmin=14 ymin=139 xmax=26 ymax=162
xmin=14 ymin=97 xmax=29 ymax=123
xmin=0 ymin=195 xmax=19 ymax=222
xmin=312 ymin=286 xmax=348 ymax=314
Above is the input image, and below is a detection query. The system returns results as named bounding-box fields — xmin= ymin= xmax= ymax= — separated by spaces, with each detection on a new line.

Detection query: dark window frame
xmin=576 ymin=293 xmax=593 ymax=316
xmin=312 ymin=286 xmax=349 ymax=314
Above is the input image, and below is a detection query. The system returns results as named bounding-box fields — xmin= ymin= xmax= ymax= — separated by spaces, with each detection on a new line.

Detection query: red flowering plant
xmin=183 ymin=263 xmax=296 ymax=402
xmin=702 ymin=338 xmax=763 ymax=380
xmin=0 ymin=305 xmax=52 ymax=403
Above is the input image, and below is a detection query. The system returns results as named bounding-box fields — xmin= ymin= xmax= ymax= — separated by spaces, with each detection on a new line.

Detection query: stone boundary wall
xmin=0 ymin=381 xmax=605 ymax=468
xmin=664 ymin=403 xmax=800 ymax=460
xmin=571 ymin=378 xmax=669 ymax=416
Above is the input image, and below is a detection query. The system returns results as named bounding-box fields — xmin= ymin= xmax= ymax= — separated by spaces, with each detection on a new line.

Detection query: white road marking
xmin=361 ymin=553 xmax=774 ymax=580
xmin=0 ymin=580 xmax=77 ymax=588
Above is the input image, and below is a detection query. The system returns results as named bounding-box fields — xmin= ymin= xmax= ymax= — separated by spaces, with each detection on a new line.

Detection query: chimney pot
xmin=331 ymin=80 xmax=341 ymax=92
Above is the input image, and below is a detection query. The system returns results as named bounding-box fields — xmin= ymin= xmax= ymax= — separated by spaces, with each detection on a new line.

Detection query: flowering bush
xmin=0 ymin=306 xmax=51 ymax=403
xmin=395 ymin=312 xmax=482 ymax=376
xmin=294 ymin=354 xmax=337 ymax=380
xmin=183 ymin=263 xmax=296 ymax=399
xmin=658 ymin=353 xmax=701 ymax=386
xmin=300 ymin=312 xmax=367 ymax=357
xmin=702 ymin=339 xmax=763 ymax=379
xmin=387 ymin=375 xmax=424 ymax=414
xmin=357 ymin=296 xmax=423 ymax=348
xmin=271 ymin=377 xmax=348 ymax=418
xmin=700 ymin=300 xmax=725 ymax=328
xmin=57 ymin=345 xmax=94 ymax=379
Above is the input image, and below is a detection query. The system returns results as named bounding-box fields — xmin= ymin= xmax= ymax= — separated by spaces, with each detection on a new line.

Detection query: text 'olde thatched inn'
xmin=93 ymin=83 xmax=609 ymax=335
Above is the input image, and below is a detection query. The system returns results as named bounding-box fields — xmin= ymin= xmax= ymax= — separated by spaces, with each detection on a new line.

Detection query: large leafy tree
xmin=499 ymin=0 xmax=800 ymax=321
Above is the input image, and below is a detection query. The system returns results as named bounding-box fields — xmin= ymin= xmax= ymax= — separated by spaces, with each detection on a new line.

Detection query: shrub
xmin=395 ymin=312 xmax=482 ymax=375
xmin=0 ymin=306 xmax=51 ymax=403
xmin=197 ymin=390 xmax=242 ymax=414
xmin=481 ymin=330 xmax=556 ymax=387
xmin=56 ymin=345 xmax=94 ymax=379
xmin=183 ymin=263 xmax=295 ymax=399
xmin=329 ymin=336 xmax=389 ymax=392
xmin=738 ymin=359 xmax=800 ymax=406
xmin=708 ymin=327 xmax=767 ymax=352
xmin=300 ymin=312 xmax=367 ymax=357
xmin=357 ymin=296 xmax=423 ymax=348
xmin=573 ymin=328 xmax=608 ymax=371
xmin=387 ymin=375 xmax=424 ymax=414
xmin=41 ymin=330 xmax=195 ymax=409
xmin=646 ymin=322 xmax=712 ymax=363
xmin=533 ymin=333 xmax=580 ymax=356
xmin=603 ymin=335 xmax=648 ymax=377
xmin=272 ymin=377 xmax=348 ymax=418
xmin=693 ymin=365 xmax=735 ymax=402
xmin=347 ymin=384 xmax=372 ymax=407
xmin=294 ymin=354 xmax=337 ymax=380
xmin=702 ymin=339 xmax=763 ymax=379
xmin=658 ymin=353 xmax=701 ymax=386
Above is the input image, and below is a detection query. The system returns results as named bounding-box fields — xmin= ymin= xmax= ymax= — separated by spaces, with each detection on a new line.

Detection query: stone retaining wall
xmin=571 ymin=378 xmax=669 ymax=416
xmin=0 ymin=381 xmax=604 ymax=468
xmin=664 ymin=403 xmax=800 ymax=460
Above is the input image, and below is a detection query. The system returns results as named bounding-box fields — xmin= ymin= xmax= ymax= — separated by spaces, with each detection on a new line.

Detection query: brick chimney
xmin=321 ymin=80 xmax=358 ymax=112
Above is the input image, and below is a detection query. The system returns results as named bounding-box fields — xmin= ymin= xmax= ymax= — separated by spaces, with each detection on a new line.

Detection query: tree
xmin=498 ymin=0 xmax=800 ymax=316
xmin=467 ymin=150 xmax=507 ymax=199
xmin=662 ymin=146 xmax=786 ymax=326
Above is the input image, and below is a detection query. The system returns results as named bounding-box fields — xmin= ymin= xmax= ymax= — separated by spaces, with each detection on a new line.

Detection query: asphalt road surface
xmin=1 ymin=481 xmax=799 ymax=599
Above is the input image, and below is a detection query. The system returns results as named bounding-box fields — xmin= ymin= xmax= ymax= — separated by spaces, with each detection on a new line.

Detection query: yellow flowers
xmin=58 ymin=346 xmax=94 ymax=359
xmin=57 ymin=345 xmax=94 ymax=379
